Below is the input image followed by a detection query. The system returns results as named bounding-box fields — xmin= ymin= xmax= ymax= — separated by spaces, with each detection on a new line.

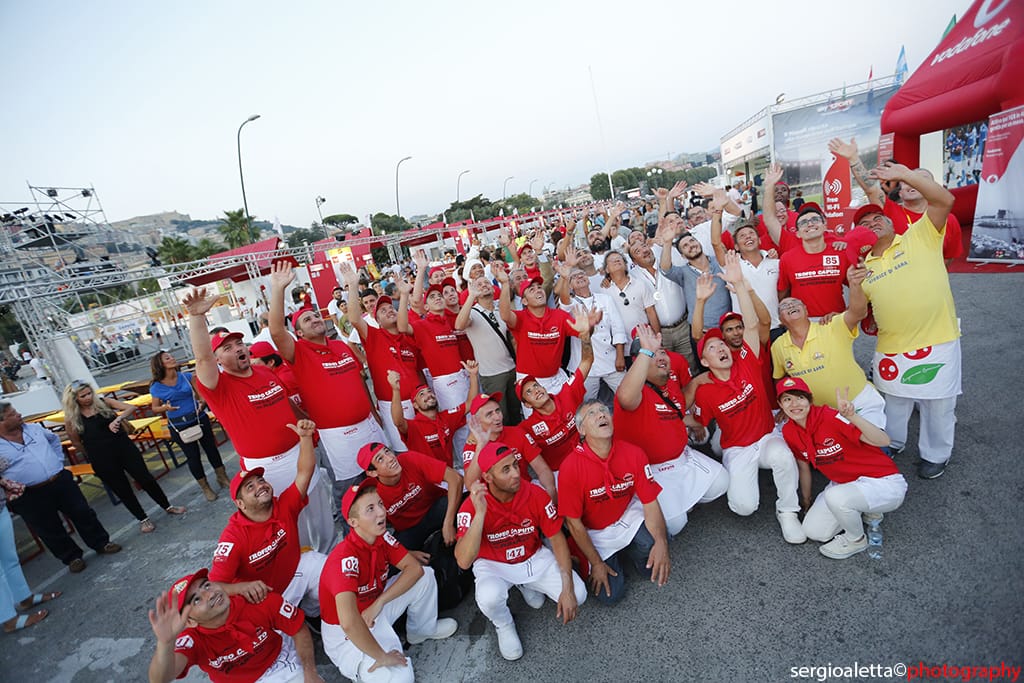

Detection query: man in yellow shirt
xmin=855 ymin=162 xmax=958 ymax=479
xmin=771 ymin=261 xmax=885 ymax=428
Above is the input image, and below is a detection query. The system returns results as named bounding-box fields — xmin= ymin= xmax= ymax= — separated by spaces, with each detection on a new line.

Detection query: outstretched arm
xmin=870 ymin=162 xmax=954 ymax=232
xmin=268 ymin=261 xmax=297 ymax=363
xmin=828 ymin=137 xmax=885 ymax=207
xmin=181 ymin=288 xmax=220 ymax=391
xmin=718 ymin=252 xmax=760 ymax=356
xmin=761 ymin=164 xmax=785 ymax=247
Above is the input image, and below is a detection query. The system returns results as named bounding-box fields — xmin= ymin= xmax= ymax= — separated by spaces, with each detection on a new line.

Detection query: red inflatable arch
xmin=881 ymin=0 xmax=1024 ymax=227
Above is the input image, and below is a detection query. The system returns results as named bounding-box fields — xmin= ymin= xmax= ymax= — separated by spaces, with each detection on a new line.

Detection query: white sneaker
xmin=819 ymin=533 xmax=868 ymax=560
xmin=407 ymin=617 xmax=458 ymax=645
xmin=495 ymin=622 xmax=523 ymax=661
xmin=776 ymin=511 xmax=807 ymax=544
xmin=518 ymin=585 xmax=546 ymax=609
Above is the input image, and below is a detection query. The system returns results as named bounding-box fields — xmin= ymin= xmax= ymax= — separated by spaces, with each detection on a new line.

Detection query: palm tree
xmin=218 ymin=209 xmax=259 ymax=248
xmin=157 ymin=236 xmax=195 ymax=264
xmin=193 ymin=237 xmax=225 ymax=259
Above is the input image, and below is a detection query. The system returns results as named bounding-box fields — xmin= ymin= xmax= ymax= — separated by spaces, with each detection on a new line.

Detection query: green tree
xmin=0 ymin=304 xmax=26 ymax=350
xmin=218 ymin=209 xmax=259 ymax=248
xmin=286 ymin=228 xmax=328 ymax=248
xmin=157 ymin=236 xmax=195 ymax=264
xmin=193 ymin=238 xmax=225 ymax=259
xmin=439 ymin=194 xmax=497 ymax=223
xmin=323 ymin=213 xmax=359 ymax=227
xmin=136 ymin=278 xmax=161 ymax=295
xmin=611 ymin=169 xmax=638 ymax=194
xmin=590 ymin=173 xmax=611 ymax=200
xmin=371 ymin=213 xmax=414 ymax=234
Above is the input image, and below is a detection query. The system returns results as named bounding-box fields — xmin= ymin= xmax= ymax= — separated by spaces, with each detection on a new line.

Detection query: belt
xmin=662 ymin=316 xmax=689 ymax=328
xmin=25 ymin=471 xmax=63 ymax=490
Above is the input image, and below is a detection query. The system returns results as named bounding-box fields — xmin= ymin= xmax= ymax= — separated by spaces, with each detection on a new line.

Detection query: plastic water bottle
xmin=866 ymin=519 xmax=883 ymax=560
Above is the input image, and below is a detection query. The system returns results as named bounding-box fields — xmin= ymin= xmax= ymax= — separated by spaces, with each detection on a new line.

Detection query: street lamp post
xmin=456 ymin=169 xmax=470 ymax=202
xmin=646 ymin=168 xmax=664 ymax=191
xmin=315 ymin=196 xmax=326 ymax=232
xmin=237 ymin=114 xmax=261 ymax=243
xmin=395 ymin=156 xmax=412 ymax=217
xmin=528 ymin=178 xmax=539 ymax=197
xmin=503 ymin=176 xmax=514 ymax=201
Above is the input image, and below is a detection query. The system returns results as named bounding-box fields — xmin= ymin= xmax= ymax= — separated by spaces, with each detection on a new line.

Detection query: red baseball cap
xmin=229 ymin=467 xmax=265 ymax=500
xmin=515 ymin=375 xmax=539 ymax=401
xmin=518 ymin=276 xmax=543 ymax=299
xmin=248 ymin=341 xmax=276 ymax=359
xmin=373 ymin=295 xmax=394 ymax=319
xmin=696 ymin=327 xmax=725 ymax=358
xmin=775 ymin=376 xmax=811 ymax=397
xmin=477 ymin=441 xmax=519 ymax=472
xmin=413 ymin=383 xmax=431 ymax=398
xmin=718 ymin=311 xmax=742 ymax=328
xmin=167 ymin=568 xmax=209 ymax=612
xmin=517 ymin=242 xmax=534 ymax=256
xmin=853 ymin=204 xmax=885 ymax=225
xmin=841 ymin=225 xmax=879 ymax=262
xmin=340 ymin=479 xmax=377 ymax=520
xmin=356 ymin=442 xmax=389 ymax=471
xmin=469 ymin=392 xmax=502 ymax=416
xmin=797 ymin=202 xmax=825 ymax=220
xmin=290 ymin=307 xmax=314 ymax=330
xmin=428 ymin=265 xmax=447 ymax=279
xmin=425 ymin=283 xmax=445 ymax=301
xmin=211 ymin=331 xmax=244 ymax=352
xmin=440 ymin=277 xmax=457 ymax=291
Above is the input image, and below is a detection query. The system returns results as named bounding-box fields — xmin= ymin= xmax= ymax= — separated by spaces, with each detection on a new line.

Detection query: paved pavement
xmin=2 ymin=272 xmax=1022 ymax=683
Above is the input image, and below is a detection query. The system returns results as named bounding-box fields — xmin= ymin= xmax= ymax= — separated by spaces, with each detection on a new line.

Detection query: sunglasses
xmin=619 ymin=291 xmax=630 ymax=306
xmin=71 ymin=379 xmax=90 ymax=390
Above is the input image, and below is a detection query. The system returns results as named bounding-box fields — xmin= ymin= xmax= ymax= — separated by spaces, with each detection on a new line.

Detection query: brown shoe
xmin=68 ymin=558 xmax=86 ymax=573
xmin=98 ymin=543 xmax=122 ymax=555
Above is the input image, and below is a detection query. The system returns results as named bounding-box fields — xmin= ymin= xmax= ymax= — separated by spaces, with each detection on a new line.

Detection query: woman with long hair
xmin=149 ymin=351 xmax=227 ymax=501
xmin=62 ymin=381 xmax=185 ymax=533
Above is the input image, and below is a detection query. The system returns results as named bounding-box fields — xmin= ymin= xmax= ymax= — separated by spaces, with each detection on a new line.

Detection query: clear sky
xmin=0 ymin=0 xmax=969 ymax=227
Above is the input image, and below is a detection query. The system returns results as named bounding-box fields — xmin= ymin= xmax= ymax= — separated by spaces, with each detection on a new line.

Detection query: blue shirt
xmin=661 ymin=254 xmax=732 ymax=330
xmin=150 ymin=371 xmax=200 ymax=422
xmin=0 ymin=423 xmax=64 ymax=485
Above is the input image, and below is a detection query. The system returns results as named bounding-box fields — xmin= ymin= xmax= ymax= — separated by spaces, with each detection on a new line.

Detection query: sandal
xmin=164 ymin=506 xmax=187 ymax=515
xmin=17 ymin=592 xmax=61 ymax=611
xmin=140 ymin=518 xmax=156 ymax=533
xmin=3 ymin=609 xmax=48 ymax=634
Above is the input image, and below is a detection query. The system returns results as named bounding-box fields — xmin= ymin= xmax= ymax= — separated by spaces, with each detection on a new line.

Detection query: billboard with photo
xmin=772 ymin=85 xmax=899 ymax=206
xmin=969 ymin=105 xmax=1024 ymax=264
xmin=942 ymin=119 xmax=989 ymax=189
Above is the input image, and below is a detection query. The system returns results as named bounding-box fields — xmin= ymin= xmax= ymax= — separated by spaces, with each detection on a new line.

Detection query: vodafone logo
xmin=824 ymin=178 xmax=843 ymax=196
xmin=986 ymin=173 xmax=1001 ymax=183
xmin=975 ymin=0 xmax=1011 ymax=28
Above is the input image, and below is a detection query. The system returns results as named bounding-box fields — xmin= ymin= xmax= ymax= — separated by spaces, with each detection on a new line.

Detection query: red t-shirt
xmin=748 ymin=209 xmax=800 ymax=252
xmin=456 ymin=481 xmax=561 ymax=564
xmin=319 ymin=530 xmax=408 ymax=622
xmin=778 ymin=246 xmax=850 ymax=317
xmin=693 ymin=343 xmax=775 ymax=449
xmin=613 ymin=351 xmax=691 ymax=464
xmin=511 ymin=307 xmax=579 ymax=377
xmin=445 ymin=309 xmax=476 ymax=362
xmin=374 ymin=451 xmax=446 ymax=531
xmin=271 ymin=364 xmax=300 ymax=399
xmin=209 ymin=485 xmax=307 ymax=593
xmin=733 ymin=342 xmax=777 ymax=411
xmin=403 ymin=407 xmax=466 ymax=466
xmin=781 ymin=405 xmax=899 ymax=484
xmin=884 ymin=201 xmax=963 ymax=260
xmin=520 ymin=369 xmax=587 ymax=471
xmin=360 ymin=325 xmax=419 ymax=402
xmin=410 ymin=313 xmax=463 ymax=376
xmin=197 ymin=366 xmax=299 ymax=460
xmin=173 ymin=593 xmax=303 ymax=683
xmin=288 ymin=338 xmax=371 ymax=427
xmin=557 ymin=440 xmax=661 ymax=530
xmin=461 ymin=426 xmax=542 ymax=481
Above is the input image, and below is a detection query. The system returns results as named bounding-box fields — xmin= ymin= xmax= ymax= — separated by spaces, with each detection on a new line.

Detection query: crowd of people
xmin=0 ymin=143 xmax=963 ymax=681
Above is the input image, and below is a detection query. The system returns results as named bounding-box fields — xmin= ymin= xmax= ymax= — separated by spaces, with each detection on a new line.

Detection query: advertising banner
xmin=969 ymin=104 xmax=1024 ymax=264
xmin=942 ymin=118 xmax=990 ymax=188
xmin=721 ymin=113 xmax=771 ymax=166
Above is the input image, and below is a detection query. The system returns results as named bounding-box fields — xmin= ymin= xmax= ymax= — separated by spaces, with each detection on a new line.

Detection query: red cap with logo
xmin=517 ymin=242 xmax=534 ymax=256
xmin=477 ymin=441 xmax=519 ymax=473
xmin=229 ymin=467 xmax=265 ymax=500
xmin=469 ymin=392 xmax=502 ymax=416
xmin=211 ymin=331 xmax=244 ymax=352
xmin=853 ymin=204 xmax=885 ymax=225
xmin=797 ymin=202 xmax=825 ymax=220
xmin=518 ymin=276 xmax=543 ymax=299
xmin=356 ymin=442 xmax=388 ymax=471
xmin=718 ymin=311 xmax=742 ymax=328
xmin=775 ymin=375 xmax=811 ymax=397
xmin=340 ymin=479 xmax=377 ymax=520
xmin=696 ymin=327 xmax=725 ymax=358
xmin=167 ymin=568 xmax=209 ymax=611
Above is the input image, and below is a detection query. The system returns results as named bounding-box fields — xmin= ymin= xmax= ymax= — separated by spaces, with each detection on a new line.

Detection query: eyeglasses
xmin=619 ymin=291 xmax=630 ymax=306
xmin=796 ymin=215 xmax=824 ymax=229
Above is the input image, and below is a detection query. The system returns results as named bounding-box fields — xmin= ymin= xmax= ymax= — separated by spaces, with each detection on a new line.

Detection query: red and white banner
xmin=822 ymin=154 xmax=852 ymax=232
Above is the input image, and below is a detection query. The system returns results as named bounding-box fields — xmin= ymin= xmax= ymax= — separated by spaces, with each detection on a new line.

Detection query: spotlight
xmin=81 ymin=189 xmax=92 ymax=197
xmin=46 ymin=188 xmax=58 ymax=198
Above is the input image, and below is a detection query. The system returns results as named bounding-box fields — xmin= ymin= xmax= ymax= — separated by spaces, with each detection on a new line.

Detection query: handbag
xmin=177 ymin=423 xmax=203 ymax=443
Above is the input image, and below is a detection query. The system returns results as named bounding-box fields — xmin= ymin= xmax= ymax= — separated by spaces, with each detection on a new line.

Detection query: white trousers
xmin=882 ymin=394 xmax=957 ymax=464
xmin=433 ymin=369 xmax=470 ymax=455
xmin=583 ymin=370 xmax=625 ymax=402
xmin=852 ymin=383 xmax=887 ymax=430
xmin=319 ymin=416 xmax=389 ymax=480
xmin=473 ymin=545 xmax=587 ymax=629
xmin=803 ymin=474 xmax=908 ymax=541
xmin=650 ymin=449 xmax=729 ymax=536
xmin=378 ymin=398 xmax=414 ymax=452
xmin=321 ymin=570 xmax=440 ymax=683
xmin=282 ymin=550 xmax=327 ymax=617
xmin=254 ymin=634 xmax=304 ymax=683
xmin=722 ymin=433 xmax=799 ymax=516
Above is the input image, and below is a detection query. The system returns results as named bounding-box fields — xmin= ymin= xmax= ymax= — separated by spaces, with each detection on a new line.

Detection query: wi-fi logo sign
xmin=825 ymin=179 xmax=843 ymax=195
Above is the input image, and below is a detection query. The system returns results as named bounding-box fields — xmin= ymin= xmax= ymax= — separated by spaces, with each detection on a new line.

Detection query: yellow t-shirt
xmin=771 ymin=316 xmax=867 ymax=408
xmin=860 ymin=214 xmax=959 ymax=354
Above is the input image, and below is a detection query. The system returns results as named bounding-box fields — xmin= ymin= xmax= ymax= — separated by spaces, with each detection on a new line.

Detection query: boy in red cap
xmin=357 ymin=441 xmax=463 ymax=551
xmin=776 ymin=377 xmax=907 ymax=559
xmin=147 ymin=568 xmax=319 ymax=683
xmin=388 ymin=362 xmax=478 ymax=469
xmin=320 ymin=481 xmax=458 ymax=682
xmin=454 ymin=441 xmax=586 ymax=661
xmin=209 ymin=419 xmax=327 ymax=623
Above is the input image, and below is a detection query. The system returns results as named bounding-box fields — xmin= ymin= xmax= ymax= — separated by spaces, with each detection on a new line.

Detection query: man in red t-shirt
xmin=147 ymin=568 xmax=319 ymax=683
xmin=517 ymin=318 xmax=595 ymax=471
xmin=208 ymin=419 xmax=327 ymax=621
xmin=185 ymin=288 xmax=334 ymax=555
xmin=340 ymin=262 xmax=420 ymax=453
xmin=776 ymin=202 xmax=850 ymax=319
xmin=320 ymin=481 xmax=458 ymax=681
xmin=358 ymin=442 xmax=463 ymax=552
xmin=461 ymin=393 xmax=556 ymax=503
xmin=269 ymin=262 xmax=387 ymax=516
xmin=613 ymin=325 xmax=729 ymax=536
xmin=454 ymin=443 xmax=586 ymax=661
xmin=691 ymin=253 xmax=804 ymax=544
xmin=389 ymin=364 xmax=478 ymax=469
xmin=559 ymin=399 xmax=670 ymax=605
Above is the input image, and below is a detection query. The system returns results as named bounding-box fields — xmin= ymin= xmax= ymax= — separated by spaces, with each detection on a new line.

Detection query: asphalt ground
xmin=2 ymin=272 xmax=1022 ymax=683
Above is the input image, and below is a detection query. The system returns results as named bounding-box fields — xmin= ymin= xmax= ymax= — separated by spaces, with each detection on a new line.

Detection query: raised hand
xmin=563 ymin=243 xmax=580 ymax=268
xmin=835 ymin=386 xmax=855 ymax=418
xmin=667 ymin=180 xmax=688 ymax=200
xmin=764 ymin=163 xmax=784 ymax=186
xmin=462 ymin=359 xmax=479 ymax=377
xmin=269 ymin=261 xmax=295 ymax=290
xmin=286 ymin=419 xmax=317 ymax=439
xmin=847 ymin=263 xmax=868 ymax=288
xmin=717 ymin=250 xmax=745 ymax=287
xmin=467 ymin=413 xmax=492 ymax=446
xmin=468 ymin=479 xmax=488 ymax=515
xmin=530 ymin=230 xmax=545 ymax=253
xmin=635 ymin=323 xmax=662 ymax=353
xmin=710 ymin=188 xmax=729 ymax=212
xmin=869 ymin=161 xmax=911 ymax=183
xmin=692 ymin=181 xmax=716 ymax=198
xmin=338 ymin=261 xmax=359 ymax=288
xmin=695 ymin=272 xmax=718 ymax=302
xmin=148 ymin=593 xmax=191 ymax=644
xmin=493 ymin=263 xmax=510 ymax=284
xmin=182 ymin=288 xmax=218 ymax=316
xmin=396 ymin=278 xmax=413 ymax=296
xmin=386 ymin=369 xmax=402 ymax=391
xmin=827 ymin=137 xmax=858 ymax=161
xmin=413 ymin=249 xmax=428 ymax=269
